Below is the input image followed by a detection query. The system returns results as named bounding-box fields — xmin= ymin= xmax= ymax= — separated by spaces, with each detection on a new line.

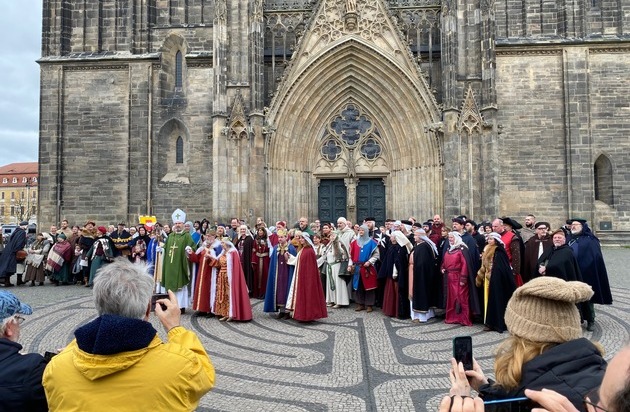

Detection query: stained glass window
xmin=330 ymin=104 xmax=372 ymax=147
xmin=320 ymin=103 xmax=383 ymax=162
xmin=321 ymin=138 xmax=342 ymax=161
xmin=360 ymin=138 xmax=382 ymax=160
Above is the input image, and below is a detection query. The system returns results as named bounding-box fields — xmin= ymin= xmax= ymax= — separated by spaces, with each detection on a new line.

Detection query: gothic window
xmin=175 ymin=51 xmax=183 ymax=89
xmin=176 ymin=136 xmax=184 ymax=164
xmin=321 ymin=138 xmax=342 ymax=161
xmin=330 ymin=104 xmax=372 ymax=147
xmin=22 ymin=177 xmax=27 ymax=183
xmin=594 ymin=154 xmax=613 ymax=205
xmin=12 ymin=178 xmax=17 ymax=183
xmin=32 ymin=177 xmax=37 ymax=183
xmin=360 ymin=138 xmax=382 ymax=160
xmin=2 ymin=178 xmax=6 ymax=183
xmin=320 ymin=102 xmax=383 ymax=163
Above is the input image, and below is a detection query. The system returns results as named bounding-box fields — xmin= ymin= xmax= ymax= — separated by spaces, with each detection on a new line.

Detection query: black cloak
xmin=484 ymin=244 xmax=516 ymax=333
xmin=0 ymin=227 xmax=27 ymax=278
xmin=410 ymin=241 xmax=439 ymax=312
xmin=568 ymin=224 xmax=612 ymax=305
xmin=538 ymin=245 xmax=583 ymax=282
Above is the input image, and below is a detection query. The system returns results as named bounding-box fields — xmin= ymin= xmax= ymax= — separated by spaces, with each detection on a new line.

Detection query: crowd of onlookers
xmin=0 ymin=212 xmax=621 ymax=411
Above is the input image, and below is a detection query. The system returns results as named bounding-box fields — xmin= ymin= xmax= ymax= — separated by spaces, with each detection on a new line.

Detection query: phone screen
xmin=452 ymin=336 xmax=473 ymax=370
xmin=484 ymin=397 xmax=537 ymax=412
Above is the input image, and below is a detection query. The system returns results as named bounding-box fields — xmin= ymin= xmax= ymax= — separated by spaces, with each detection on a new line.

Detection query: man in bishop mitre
xmin=161 ymin=208 xmax=197 ymax=313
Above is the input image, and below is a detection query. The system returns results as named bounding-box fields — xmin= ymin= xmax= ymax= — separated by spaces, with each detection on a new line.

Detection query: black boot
xmin=586 ymin=320 xmax=595 ymax=332
xmin=1 ymin=277 xmax=14 ymax=287
xmin=16 ymin=274 xmax=25 ymax=286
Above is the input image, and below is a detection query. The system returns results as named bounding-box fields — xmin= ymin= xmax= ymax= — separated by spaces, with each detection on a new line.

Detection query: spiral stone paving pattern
xmin=12 ymin=249 xmax=630 ymax=411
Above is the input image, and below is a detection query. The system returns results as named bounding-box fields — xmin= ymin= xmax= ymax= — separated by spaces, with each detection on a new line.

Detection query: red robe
xmin=227 ymin=249 xmax=253 ymax=321
xmin=188 ymin=247 xmax=213 ymax=313
xmin=288 ymin=246 xmax=328 ymax=322
xmin=252 ymin=237 xmax=271 ymax=299
xmin=442 ymin=248 xmax=472 ymax=326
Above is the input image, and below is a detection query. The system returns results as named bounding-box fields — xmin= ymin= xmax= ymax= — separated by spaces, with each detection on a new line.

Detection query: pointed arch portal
xmin=266 ymin=37 xmax=442 ymax=222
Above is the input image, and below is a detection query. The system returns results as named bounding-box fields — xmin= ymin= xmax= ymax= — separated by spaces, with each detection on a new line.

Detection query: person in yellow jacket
xmin=43 ymin=258 xmax=215 ymax=411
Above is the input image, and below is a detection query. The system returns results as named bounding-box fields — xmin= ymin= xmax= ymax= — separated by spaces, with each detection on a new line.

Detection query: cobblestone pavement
xmin=9 ymin=248 xmax=630 ymax=411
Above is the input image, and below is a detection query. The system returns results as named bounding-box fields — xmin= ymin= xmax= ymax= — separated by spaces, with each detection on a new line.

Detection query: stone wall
xmin=495 ymin=46 xmax=630 ymax=231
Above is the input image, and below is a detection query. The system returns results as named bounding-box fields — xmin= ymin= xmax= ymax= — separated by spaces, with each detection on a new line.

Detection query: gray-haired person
xmin=43 ymin=258 xmax=215 ymax=411
xmin=0 ymin=290 xmax=48 ymax=411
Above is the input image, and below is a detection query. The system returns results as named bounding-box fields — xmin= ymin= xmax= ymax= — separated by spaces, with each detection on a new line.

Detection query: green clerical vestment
xmin=162 ymin=231 xmax=197 ymax=291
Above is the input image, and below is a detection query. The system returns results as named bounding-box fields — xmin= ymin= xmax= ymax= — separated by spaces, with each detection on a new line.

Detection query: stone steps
xmin=597 ymin=231 xmax=630 ymax=247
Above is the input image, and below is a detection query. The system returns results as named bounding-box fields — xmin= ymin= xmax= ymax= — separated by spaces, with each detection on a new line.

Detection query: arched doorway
xmin=315 ymin=102 xmax=388 ymax=225
xmin=265 ymin=38 xmax=442 ymax=223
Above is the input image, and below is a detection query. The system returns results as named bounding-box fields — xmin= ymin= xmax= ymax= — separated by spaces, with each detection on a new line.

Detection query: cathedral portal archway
xmin=265 ymin=37 xmax=443 ymax=222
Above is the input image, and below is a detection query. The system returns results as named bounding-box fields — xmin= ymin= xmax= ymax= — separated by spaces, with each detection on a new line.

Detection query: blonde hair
xmin=493 ymin=335 xmax=604 ymax=390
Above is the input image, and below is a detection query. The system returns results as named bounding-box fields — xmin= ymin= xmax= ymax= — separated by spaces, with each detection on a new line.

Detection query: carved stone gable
xmin=227 ymin=91 xmax=249 ymax=140
xmin=457 ymin=85 xmax=484 ymax=134
xmin=292 ymin=0 xmax=419 ymax=75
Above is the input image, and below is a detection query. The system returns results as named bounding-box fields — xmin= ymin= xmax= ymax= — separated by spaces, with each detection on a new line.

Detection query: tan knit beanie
xmin=505 ymin=277 xmax=594 ymax=343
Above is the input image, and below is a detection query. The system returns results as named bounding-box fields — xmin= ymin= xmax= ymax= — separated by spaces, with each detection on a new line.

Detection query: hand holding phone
xmin=453 ymin=336 xmax=473 ymax=371
xmin=483 ymin=397 xmax=539 ymax=412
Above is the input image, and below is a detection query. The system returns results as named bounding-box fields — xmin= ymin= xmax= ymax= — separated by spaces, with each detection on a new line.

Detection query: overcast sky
xmin=0 ymin=1 xmax=41 ymax=167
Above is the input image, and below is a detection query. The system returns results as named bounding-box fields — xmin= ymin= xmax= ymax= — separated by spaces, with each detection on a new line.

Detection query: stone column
xmin=563 ymin=47 xmax=594 ymax=221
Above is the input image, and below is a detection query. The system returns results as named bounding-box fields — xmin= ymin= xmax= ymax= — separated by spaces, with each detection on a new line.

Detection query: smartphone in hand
xmin=453 ymin=336 xmax=473 ymax=371
xmin=484 ymin=397 xmax=538 ymax=412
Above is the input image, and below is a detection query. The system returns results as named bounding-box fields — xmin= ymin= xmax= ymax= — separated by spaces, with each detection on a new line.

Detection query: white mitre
xmin=172 ymin=208 xmax=186 ymax=224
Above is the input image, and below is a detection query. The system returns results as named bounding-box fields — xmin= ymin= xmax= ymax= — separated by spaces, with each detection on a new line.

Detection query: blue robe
xmin=568 ymin=226 xmax=612 ymax=305
xmin=352 ymin=240 xmax=378 ymax=291
xmin=263 ymin=244 xmax=297 ymax=312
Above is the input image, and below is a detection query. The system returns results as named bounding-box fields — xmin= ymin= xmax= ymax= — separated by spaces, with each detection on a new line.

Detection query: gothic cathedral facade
xmin=39 ymin=0 xmax=630 ymax=232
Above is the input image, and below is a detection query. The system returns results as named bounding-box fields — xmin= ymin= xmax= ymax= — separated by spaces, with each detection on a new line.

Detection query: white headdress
xmin=172 ymin=209 xmax=186 ymax=224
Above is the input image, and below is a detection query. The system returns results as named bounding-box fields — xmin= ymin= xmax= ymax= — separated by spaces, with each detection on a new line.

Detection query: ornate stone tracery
xmin=227 ymin=91 xmax=250 ymax=140
xmin=457 ymin=85 xmax=483 ymax=134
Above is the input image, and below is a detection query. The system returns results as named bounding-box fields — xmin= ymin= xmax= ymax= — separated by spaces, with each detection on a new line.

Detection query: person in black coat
xmin=409 ymin=229 xmax=439 ymax=322
xmin=0 ymin=226 xmax=27 ymax=287
xmin=476 ymin=233 xmax=516 ymax=333
xmin=537 ymin=229 xmax=582 ymax=282
xmin=378 ymin=231 xmax=412 ymax=320
xmin=0 ymin=291 xmax=48 ymax=411
xmin=567 ymin=218 xmax=613 ymax=331
xmin=462 ymin=277 xmax=606 ymax=411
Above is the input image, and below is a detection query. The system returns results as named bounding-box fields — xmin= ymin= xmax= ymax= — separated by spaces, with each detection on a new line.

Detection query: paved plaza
xmin=9 ymin=248 xmax=630 ymax=411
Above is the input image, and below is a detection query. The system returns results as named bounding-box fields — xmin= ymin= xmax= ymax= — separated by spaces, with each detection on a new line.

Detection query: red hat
xmin=276 ymin=221 xmax=287 ymax=228
xmin=97 ymin=226 xmax=107 ymax=234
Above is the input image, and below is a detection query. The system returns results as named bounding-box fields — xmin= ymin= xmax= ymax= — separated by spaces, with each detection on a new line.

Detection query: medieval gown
xmin=263 ymin=243 xmax=297 ymax=313
xmin=209 ymin=248 xmax=252 ymax=321
xmin=252 ymin=235 xmax=271 ymax=299
xmin=408 ymin=241 xmax=439 ymax=322
xmin=379 ymin=244 xmax=411 ymax=319
xmin=318 ymin=239 xmax=350 ymax=306
xmin=476 ymin=243 xmax=516 ymax=332
xmin=286 ymin=245 xmax=328 ymax=322
xmin=188 ymin=242 xmax=221 ymax=314
xmin=442 ymin=246 xmax=473 ymax=326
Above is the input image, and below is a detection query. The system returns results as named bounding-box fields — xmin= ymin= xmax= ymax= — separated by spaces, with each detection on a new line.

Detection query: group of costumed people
xmin=149 ymin=210 xmax=324 ymax=323
xmin=25 ymin=209 xmax=608 ymax=330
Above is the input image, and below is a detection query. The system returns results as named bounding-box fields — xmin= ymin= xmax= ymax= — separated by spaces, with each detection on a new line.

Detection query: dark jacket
xmin=0 ymin=228 xmax=27 ymax=277
xmin=0 ymin=338 xmax=48 ymax=412
xmin=479 ymin=338 xmax=606 ymax=411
